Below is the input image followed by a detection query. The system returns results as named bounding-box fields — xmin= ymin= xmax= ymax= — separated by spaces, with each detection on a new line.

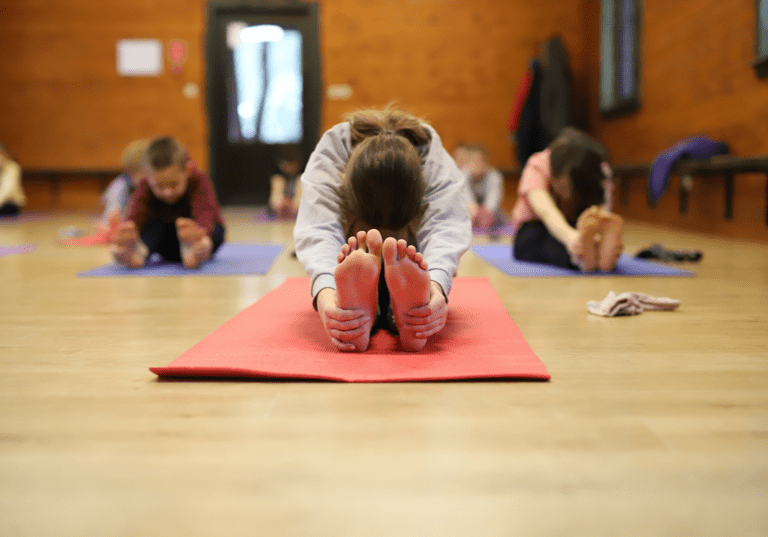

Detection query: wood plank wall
xmin=2 ymin=0 xmax=765 ymax=242
xmin=585 ymin=0 xmax=768 ymax=242
xmin=0 ymin=0 xmax=588 ymax=210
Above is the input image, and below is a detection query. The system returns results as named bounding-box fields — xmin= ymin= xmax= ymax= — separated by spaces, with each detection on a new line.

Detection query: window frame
xmin=754 ymin=0 xmax=768 ymax=78
xmin=599 ymin=0 xmax=642 ymax=119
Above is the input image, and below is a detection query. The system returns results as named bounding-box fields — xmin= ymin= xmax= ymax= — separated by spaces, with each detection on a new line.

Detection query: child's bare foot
xmin=334 ymin=229 xmax=383 ymax=352
xmin=382 ymin=237 xmax=431 ymax=352
xmin=176 ymin=218 xmax=213 ymax=269
xmin=110 ymin=221 xmax=148 ymax=268
xmin=597 ymin=211 xmax=624 ymax=272
xmin=576 ymin=207 xmax=601 ymax=271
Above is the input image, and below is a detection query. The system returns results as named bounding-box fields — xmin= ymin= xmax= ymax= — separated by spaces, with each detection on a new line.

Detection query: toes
xmin=356 ymin=230 xmax=367 ymax=251
xmin=396 ymin=239 xmax=408 ymax=260
xmin=347 ymin=236 xmax=358 ymax=251
xmin=382 ymin=237 xmax=398 ymax=266
xmin=412 ymin=251 xmax=428 ymax=270
xmin=366 ymin=229 xmax=383 ymax=256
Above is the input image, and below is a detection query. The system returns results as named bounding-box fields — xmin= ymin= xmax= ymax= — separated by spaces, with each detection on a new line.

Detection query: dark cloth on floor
xmin=513 ymin=220 xmax=576 ymax=269
xmin=635 ymin=243 xmax=703 ymax=262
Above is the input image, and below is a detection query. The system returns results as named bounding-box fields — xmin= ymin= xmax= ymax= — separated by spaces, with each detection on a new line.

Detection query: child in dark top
xmin=109 ymin=136 xmax=226 ymax=269
xmin=267 ymin=145 xmax=303 ymax=219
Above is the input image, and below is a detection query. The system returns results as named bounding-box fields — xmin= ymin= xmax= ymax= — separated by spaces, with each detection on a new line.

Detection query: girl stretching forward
xmin=511 ymin=128 xmax=623 ymax=271
xmin=294 ymin=106 xmax=471 ymax=352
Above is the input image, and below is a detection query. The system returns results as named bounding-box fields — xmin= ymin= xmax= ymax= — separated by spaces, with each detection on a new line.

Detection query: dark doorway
xmin=205 ymin=0 xmax=321 ymax=205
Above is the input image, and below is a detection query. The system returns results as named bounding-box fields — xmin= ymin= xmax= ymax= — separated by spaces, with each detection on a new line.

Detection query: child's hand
xmin=566 ymin=234 xmax=583 ymax=261
xmin=102 ymin=209 xmax=122 ymax=240
xmin=316 ymin=288 xmax=372 ymax=352
xmin=109 ymin=221 xmax=148 ymax=268
xmin=403 ymin=281 xmax=448 ymax=339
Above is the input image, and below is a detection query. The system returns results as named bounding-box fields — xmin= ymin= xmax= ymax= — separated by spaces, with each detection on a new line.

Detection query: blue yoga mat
xmin=78 ymin=242 xmax=284 ymax=277
xmin=471 ymin=244 xmax=694 ymax=277
xmin=0 ymin=244 xmax=37 ymax=257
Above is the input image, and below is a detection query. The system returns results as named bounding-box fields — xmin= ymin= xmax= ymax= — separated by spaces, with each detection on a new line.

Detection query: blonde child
xmin=110 ymin=136 xmax=226 ymax=269
xmin=463 ymin=144 xmax=506 ymax=230
xmin=510 ymin=127 xmax=622 ymax=272
xmin=452 ymin=142 xmax=470 ymax=171
xmin=294 ymin=105 xmax=471 ymax=352
xmin=98 ymin=140 xmax=149 ymax=229
xmin=0 ymin=142 xmax=26 ymax=217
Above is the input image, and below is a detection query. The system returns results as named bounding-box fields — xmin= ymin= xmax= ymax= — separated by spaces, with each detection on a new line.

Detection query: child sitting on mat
xmin=294 ymin=105 xmax=471 ymax=352
xmin=267 ymin=145 xmax=303 ymax=219
xmin=510 ymin=127 xmax=623 ymax=271
xmin=0 ymin=142 xmax=26 ymax=217
xmin=98 ymin=139 xmax=149 ymax=230
xmin=463 ymin=144 xmax=506 ymax=231
xmin=109 ymin=136 xmax=226 ymax=269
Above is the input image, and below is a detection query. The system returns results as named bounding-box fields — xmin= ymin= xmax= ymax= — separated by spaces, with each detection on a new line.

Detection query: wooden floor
xmin=1 ymin=209 xmax=767 ymax=536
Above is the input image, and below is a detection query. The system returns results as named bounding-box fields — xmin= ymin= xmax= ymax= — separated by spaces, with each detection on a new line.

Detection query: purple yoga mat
xmin=473 ymin=222 xmax=515 ymax=236
xmin=78 ymin=242 xmax=284 ymax=277
xmin=0 ymin=244 xmax=37 ymax=257
xmin=254 ymin=209 xmax=295 ymax=223
xmin=471 ymin=244 xmax=694 ymax=277
xmin=0 ymin=212 xmax=50 ymax=224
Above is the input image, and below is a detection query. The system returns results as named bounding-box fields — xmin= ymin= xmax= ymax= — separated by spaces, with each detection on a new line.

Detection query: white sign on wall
xmin=116 ymin=39 xmax=164 ymax=77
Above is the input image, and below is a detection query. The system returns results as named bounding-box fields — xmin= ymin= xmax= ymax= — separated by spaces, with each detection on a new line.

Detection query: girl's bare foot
xmin=334 ymin=229 xmax=383 ymax=352
xmin=110 ymin=221 xmax=148 ymax=269
xmin=176 ymin=218 xmax=213 ymax=269
xmin=597 ymin=211 xmax=624 ymax=272
xmin=382 ymin=237 xmax=431 ymax=352
xmin=576 ymin=207 xmax=601 ymax=272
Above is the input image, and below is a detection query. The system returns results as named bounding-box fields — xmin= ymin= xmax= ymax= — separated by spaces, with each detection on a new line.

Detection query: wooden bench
xmin=22 ymin=168 xmax=121 ymax=207
xmin=612 ymin=155 xmax=768 ymax=225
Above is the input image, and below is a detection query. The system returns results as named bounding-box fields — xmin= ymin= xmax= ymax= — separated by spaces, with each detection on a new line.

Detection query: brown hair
xmin=144 ymin=136 xmax=187 ymax=171
xmin=121 ymin=139 xmax=149 ymax=175
xmin=338 ymin=105 xmax=432 ymax=233
xmin=548 ymin=127 xmax=609 ymax=224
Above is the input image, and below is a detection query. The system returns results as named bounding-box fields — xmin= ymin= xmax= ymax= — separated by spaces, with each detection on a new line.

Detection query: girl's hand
xmin=315 ymin=288 xmax=372 ymax=351
xmin=566 ymin=232 xmax=583 ymax=261
xmin=403 ymin=281 xmax=448 ymax=339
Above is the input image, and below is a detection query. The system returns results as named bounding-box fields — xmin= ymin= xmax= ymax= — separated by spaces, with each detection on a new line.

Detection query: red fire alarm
xmin=168 ymin=39 xmax=187 ymax=75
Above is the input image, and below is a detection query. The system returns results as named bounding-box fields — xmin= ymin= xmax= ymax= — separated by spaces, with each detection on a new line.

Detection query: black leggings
xmin=374 ymin=261 xmax=398 ymax=334
xmin=0 ymin=203 xmax=21 ymax=217
xmin=513 ymin=220 xmax=576 ymax=269
xmin=141 ymin=219 xmax=225 ymax=262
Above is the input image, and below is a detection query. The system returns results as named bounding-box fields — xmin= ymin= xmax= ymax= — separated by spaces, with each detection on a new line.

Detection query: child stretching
xmin=510 ymin=128 xmax=623 ymax=271
xmin=294 ymin=105 xmax=471 ymax=352
xmin=98 ymin=139 xmax=149 ymax=229
xmin=463 ymin=144 xmax=506 ymax=231
xmin=0 ymin=142 xmax=26 ymax=216
xmin=267 ymin=145 xmax=303 ymax=219
xmin=110 ymin=136 xmax=226 ymax=269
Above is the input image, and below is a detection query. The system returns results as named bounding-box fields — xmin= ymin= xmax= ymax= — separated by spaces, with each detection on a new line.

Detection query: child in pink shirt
xmin=510 ymin=128 xmax=622 ymax=271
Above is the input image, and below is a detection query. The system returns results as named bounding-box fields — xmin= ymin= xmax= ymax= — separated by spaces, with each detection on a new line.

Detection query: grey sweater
xmin=293 ymin=121 xmax=472 ymax=301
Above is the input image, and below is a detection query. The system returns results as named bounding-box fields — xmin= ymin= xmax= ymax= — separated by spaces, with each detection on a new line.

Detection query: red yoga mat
xmin=150 ymin=277 xmax=550 ymax=382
